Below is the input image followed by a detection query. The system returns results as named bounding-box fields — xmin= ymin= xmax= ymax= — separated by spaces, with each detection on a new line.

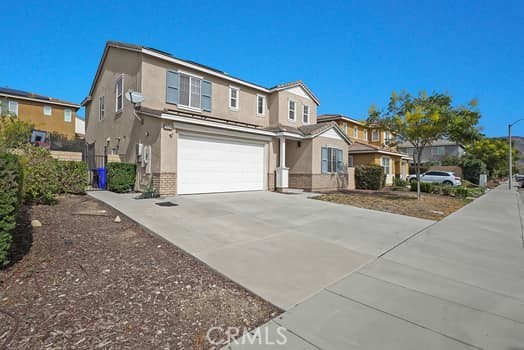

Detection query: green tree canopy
xmin=466 ymin=138 xmax=519 ymax=179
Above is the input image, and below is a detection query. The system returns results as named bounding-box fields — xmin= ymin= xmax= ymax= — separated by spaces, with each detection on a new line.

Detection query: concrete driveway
xmin=90 ymin=191 xmax=432 ymax=310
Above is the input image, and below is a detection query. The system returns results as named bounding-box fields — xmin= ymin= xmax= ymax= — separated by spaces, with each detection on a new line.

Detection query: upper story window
xmin=288 ymin=100 xmax=296 ymax=121
xmin=353 ymin=126 xmax=358 ymax=138
xmin=43 ymin=105 xmax=52 ymax=116
xmin=363 ymin=129 xmax=368 ymax=141
xmin=166 ymin=71 xmax=211 ymax=111
xmin=8 ymin=101 xmax=18 ymax=116
xmin=303 ymin=105 xmax=310 ymax=124
xmin=372 ymin=129 xmax=379 ymax=141
xmin=115 ymin=75 xmax=123 ymax=112
xmin=256 ymin=94 xmax=265 ymax=116
xmin=99 ymin=96 xmax=105 ymax=121
xmin=321 ymin=146 xmax=344 ymax=174
xmin=64 ymin=109 xmax=72 ymax=122
xmin=384 ymin=131 xmax=392 ymax=144
xmin=229 ymin=86 xmax=239 ymax=110
xmin=431 ymin=146 xmax=446 ymax=155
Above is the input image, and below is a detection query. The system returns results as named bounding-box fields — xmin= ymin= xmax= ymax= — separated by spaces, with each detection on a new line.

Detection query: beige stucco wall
xmin=286 ymin=139 xmax=313 ymax=174
xmin=140 ymin=55 xmax=270 ymax=128
xmin=274 ymin=90 xmax=317 ymax=128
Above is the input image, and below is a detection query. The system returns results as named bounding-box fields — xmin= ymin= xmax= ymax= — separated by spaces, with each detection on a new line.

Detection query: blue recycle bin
xmin=97 ymin=167 xmax=107 ymax=189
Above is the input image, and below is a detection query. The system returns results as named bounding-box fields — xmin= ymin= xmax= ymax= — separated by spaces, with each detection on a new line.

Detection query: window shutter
xmin=166 ymin=71 xmax=179 ymax=104
xmin=321 ymin=147 xmax=328 ymax=174
xmin=336 ymin=149 xmax=343 ymax=172
xmin=201 ymin=80 xmax=212 ymax=112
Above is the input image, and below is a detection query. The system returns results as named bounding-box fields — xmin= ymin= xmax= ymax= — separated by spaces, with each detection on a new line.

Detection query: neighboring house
xmin=75 ymin=116 xmax=85 ymax=138
xmin=82 ymin=41 xmax=352 ymax=195
xmin=317 ymin=114 xmax=410 ymax=184
xmin=397 ymin=139 xmax=465 ymax=165
xmin=0 ymin=87 xmax=80 ymax=139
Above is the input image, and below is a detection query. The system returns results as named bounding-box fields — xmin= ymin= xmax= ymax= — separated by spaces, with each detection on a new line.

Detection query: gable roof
xmin=349 ymin=141 xmax=410 ymax=158
xmin=83 ymin=41 xmax=318 ymax=105
xmin=269 ymin=80 xmax=320 ymax=105
xmin=317 ymin=114 xmax=366 ymax=127
xmin=0 ymin=87 xmax=80 ymax=109
xmin=397 ymin=139 xmax=464 ymax=148
xmin=263 ymin=121 xmax=351 ymax=144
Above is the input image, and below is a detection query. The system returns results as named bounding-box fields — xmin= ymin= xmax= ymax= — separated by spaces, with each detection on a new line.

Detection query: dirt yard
xmin=313 ymin=190 xmax=468 ymax=221
xmin=0 ymin=196 xmax=280 ymax=349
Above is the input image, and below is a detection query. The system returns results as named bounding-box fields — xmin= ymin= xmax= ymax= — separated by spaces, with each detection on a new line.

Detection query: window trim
xmin=381 ymin=156 xmax=392 ymax=175
xmin=303 ymin=105 xmax=310 ymax=124
xmin=372 ymin=129 xmax=379 ymax=141
xmin=353 ymin=126 xmax=358 ymax=138
xmin=363 ymin=128 xmax=368 ymax=141
xmin=99 ymin=96 xmax=105 ymax=121
xmin=348 ymin=155 xmax=354 ymax=168
xmin=229 ymin=86 xmax=240 ymax=110
xmin=178 ymin=71 xmax=203 ymax=111
xmin=256 ymin=94 xmax=265 ymax=116
xmin=288 ymin=99 xmax=296 ymax=122
xmin=321 ymin=146 xmax=344 ymax=174
xmin=115 ymin=75 xmax=124 ymax=113
xmin=8 ymin=100 xmax=18 ymax=116
xmin=64 ymin=108 xmax=72 ymax=123
xmin=43 ymin=105 xmax=52 ymax=116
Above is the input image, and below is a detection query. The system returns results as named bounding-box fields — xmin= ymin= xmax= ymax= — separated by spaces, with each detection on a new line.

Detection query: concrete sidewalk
xmin=228 ymin=187 xmax=524 ymax=349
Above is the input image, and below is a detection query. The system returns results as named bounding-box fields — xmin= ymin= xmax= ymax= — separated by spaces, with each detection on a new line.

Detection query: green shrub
xmin=0 ymin=116 xmax=33 ymax=148
xmin=56 ymin=161 xmax=88 ymax=194
xmin=393 ymin=176 xmax=408 ymax=187
xmin=0 ymin=153 xmax=23 ymax=266
xmin=355 ymin=165 xmax=386 ymax=190
xmin=410 ymin=181 xmax=433 ymax=193
xmin=460 ymin=155 xmax=487 ymax=184
xmin=455 ymin=187 xmax=469 ymax=199
xmin=20 ymin=146 xmax=58 ymax=204
xmin=107 ymin=163 xmax=136 ymax=193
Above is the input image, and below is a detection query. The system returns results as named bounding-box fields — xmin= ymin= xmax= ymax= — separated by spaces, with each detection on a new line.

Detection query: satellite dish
xmin=125 ymin=90 xmax=144 ymax=104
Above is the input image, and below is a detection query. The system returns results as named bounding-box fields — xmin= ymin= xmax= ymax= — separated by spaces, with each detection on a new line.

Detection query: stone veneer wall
xmin=289 ymin=172 xmax=352 ymax=192
xmin=152 ymin=172 xmax=177 ymax=195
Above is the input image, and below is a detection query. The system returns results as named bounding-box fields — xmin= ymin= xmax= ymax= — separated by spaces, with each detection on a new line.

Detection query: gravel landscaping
xmin=313 ymin=190 xmax=468 ymax=221
xmin=0 ymin=196 xmax=280 ymax=349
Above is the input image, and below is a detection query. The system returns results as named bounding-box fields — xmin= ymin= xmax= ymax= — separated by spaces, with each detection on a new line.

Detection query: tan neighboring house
xmin=82 ymin=41 xmax=352 ymax=195
xmin=317 ymin=114 xmax=410 ymax=184
xmin=0 ymin=87 xmax=80 ymax=138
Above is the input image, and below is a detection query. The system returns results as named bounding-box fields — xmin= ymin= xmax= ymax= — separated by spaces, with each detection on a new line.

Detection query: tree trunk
xmin=414 ymin=148 xmax=422 ymax=200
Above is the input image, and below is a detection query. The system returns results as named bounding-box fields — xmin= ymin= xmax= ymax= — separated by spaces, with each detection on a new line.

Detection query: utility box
xmin=479 ymin=174 xmax=488 ymax=188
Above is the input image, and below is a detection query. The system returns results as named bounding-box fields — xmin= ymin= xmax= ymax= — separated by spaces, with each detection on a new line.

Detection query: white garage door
xmin=177 ymin=134 xmax=265 ymax=194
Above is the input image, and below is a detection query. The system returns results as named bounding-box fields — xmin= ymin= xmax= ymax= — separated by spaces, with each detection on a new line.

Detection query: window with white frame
xmin=8 ymin=101 xmax=18 ymax=116
xmin=348 ymin=155 xmax=354 ymax=167
xmin=353 ymin=126 xmax=359 ymax=138
xmin=342 ymin=122 xmax=347 ymax=134
xmin=64 ymin=109 xmax=72 ymax=122
xmin=303 ymin=105 xmax=310 ymax=124
xmin=229 ymin=86 xmax=239 ymax=110
xmin=256 ymin=95 xmax=265 ymax=116
xmin=179 ymin=73 xmax=203 ymax=109
xmin=364 ymin=129 xmax=368 ymax=141
xmin=321 ymin=146 xmax=344 ymax=174
xmin=43 ymin=105 xmax=52 ymax=116
xmin=99 ymin=96 xmax=105 ymax=121
xmin=381 ymin=156 xmax=391 ymax=175
xmin=372 ymin=129 xmax=379 ymax=141
xmin=431 ymin=146 xmax=445 ymax=155
xmin=115 ymin=76 xmax=123 ymax=112
xmin=384 ymin=131 xmax=392 ymax=144
xmin=288 ymin=100 xmax=296 ymax=121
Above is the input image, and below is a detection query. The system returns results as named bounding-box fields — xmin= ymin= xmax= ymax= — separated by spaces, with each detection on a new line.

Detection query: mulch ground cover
xmin=314 ymin=190 xmax=468 ymax=221
xmin=0 ymin=196 xmax=280 ymax=349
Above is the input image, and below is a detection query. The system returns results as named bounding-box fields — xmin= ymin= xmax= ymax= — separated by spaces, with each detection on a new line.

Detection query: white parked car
xmin=407 ymin=171 xmax=462 ymax=186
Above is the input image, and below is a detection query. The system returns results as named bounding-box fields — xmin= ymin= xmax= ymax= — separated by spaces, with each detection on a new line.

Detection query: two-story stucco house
xmin=397 ymin=139 xmax=466 ymax=165
xmin=317 ymin=114 xmax=410 ymax=184
xmin=0 ymin=87 xmax=80 ymax=139
xmin=82 ymin=41 xmax=352 ymax=195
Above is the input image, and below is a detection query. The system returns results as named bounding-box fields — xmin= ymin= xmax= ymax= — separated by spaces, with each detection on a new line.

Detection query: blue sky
xmin=2 ymin=0 xmax=523 ymax=136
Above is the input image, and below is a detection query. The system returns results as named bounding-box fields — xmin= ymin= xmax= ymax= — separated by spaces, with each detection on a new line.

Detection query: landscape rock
xmin=114 ymin=216 xmax=121 ymax=223
xmin=31 ymin=220 xmax=42 ymax=228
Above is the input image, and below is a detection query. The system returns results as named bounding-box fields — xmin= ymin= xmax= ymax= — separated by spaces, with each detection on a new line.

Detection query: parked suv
xmin=407 ymin=171 xmax=462 ymax=186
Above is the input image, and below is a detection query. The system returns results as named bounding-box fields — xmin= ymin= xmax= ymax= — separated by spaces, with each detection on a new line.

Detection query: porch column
xmin=276 ymin=136 xmax=289 ymax=189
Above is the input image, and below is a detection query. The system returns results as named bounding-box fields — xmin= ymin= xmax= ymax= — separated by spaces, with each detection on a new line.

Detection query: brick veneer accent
xmin=152 ymin=172 xmax=177 ymax=195
xmin=289 ymin=173 xmax=351 ymax=192
xmin=267 ymin=173 xmax=276 ymax=191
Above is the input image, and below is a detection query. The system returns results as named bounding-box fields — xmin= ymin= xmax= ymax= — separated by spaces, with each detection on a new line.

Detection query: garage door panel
xmin=178 ymin=134 xmax=265 ymax=195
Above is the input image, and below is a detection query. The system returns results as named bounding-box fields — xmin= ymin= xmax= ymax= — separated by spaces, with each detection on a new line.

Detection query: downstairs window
xmin=321 ymin=147 xmax=344 ymax=174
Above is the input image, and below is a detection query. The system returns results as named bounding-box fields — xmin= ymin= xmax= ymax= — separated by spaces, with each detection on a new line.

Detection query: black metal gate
xmin=83 ymin=142 xmax=107 ymax=189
